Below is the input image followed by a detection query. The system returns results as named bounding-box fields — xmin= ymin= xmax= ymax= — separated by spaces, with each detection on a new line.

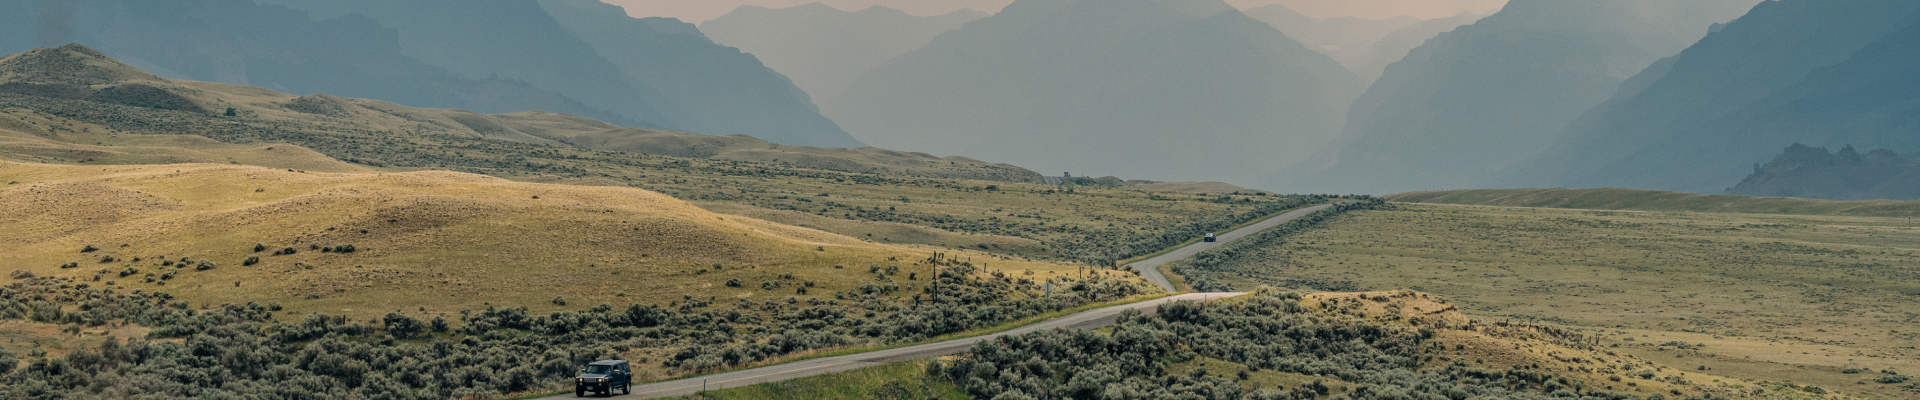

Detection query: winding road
xmin=546 ymin=203 xmax=1334 ymax=399
xmin=1128 ymin=204 xmax=1333 ymax=291
xmin=552 ymin=292 xmax=1240 ymax=400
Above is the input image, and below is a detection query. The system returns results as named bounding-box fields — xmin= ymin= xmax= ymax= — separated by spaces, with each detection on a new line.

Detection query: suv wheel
xmin=574 ymin=387 xmax=584 ymax=397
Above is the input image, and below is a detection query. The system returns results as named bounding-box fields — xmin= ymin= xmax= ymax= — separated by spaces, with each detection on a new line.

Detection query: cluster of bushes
xmin=934 ymin=288 xmax=1659 ymax=400
xmin=0 ymin=254 xmax=1153 ymax=399
xmin=1174 ymin=197 xmax=1388 ymax=292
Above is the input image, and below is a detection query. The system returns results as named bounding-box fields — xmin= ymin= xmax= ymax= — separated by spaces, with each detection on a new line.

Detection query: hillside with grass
xmin=0 ymin=44 xmax=1314 ymax=268
xmin=3 ymin=161 xmax=1107 ymax=319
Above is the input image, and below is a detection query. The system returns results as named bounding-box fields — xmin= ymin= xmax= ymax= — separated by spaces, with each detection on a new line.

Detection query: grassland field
xmin=1197 ymin=202 xmax=1920 ymax=398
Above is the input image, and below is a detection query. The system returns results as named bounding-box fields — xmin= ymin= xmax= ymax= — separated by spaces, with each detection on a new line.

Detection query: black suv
xmin=574 ymin=360 xmax=632 ymax=397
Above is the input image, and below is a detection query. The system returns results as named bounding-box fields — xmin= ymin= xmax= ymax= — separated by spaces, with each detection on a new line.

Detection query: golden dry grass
xmin=0 ymin=108 xmax=367 ymax=173
xmin=1243 ymin=204 xmax=1920 ymax=398
xmin=0 ymin=161 xmax=1096 ymax=321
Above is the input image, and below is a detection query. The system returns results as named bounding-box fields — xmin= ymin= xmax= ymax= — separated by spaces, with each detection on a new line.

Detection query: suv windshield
xmin=584 ymin=365 xmax=613 ymax=374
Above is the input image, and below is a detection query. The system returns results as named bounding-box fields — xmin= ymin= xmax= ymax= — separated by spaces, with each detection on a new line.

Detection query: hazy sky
xmin=603 ymin=0 xmax=1506 ymax=23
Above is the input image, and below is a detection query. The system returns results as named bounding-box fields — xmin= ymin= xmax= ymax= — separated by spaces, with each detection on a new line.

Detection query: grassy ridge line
xmin=499 ymin=292 xmax=1175 ymax=400
xmin=1389 ymin=187 xmax=1920 ymax=217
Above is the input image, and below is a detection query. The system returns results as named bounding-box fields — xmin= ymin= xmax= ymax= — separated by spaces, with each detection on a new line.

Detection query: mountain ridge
xmin=1294 ymin=0 xmax=1760 ymax=194
xmin=1510 ymin=0 xmax=1920 ymax=193
xmin=824 ymin=0 xmax=1359 ymax=188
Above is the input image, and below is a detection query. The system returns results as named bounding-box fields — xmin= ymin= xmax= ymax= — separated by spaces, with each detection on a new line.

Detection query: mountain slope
xmin=1296 ymin=0 xmax=1759 ymax=195
xmin=261 ymin=0 xmax=860 ymax=148
xmin=1515 ymin=0 xmax=1920 ymax=193
xmin=537 ymin=0 xmax=863 ymax=148
xmin=257 ymin=0 xmax=680 ymax=130
xmin=1348 ymin=10 xmax=1485 ymax=83
xmin=0 ymin=0 xmax=634 ymax=126
xmin=0 ymin=44 xmax=1027 ymax=182
xmin=1239 ymin=3 xmax=1422 ymax=83
xmin=1725 ymin=144 xmax=1920 ymax=201
xmin=825 ymin=0 xmax=1360 ymax=188
xmin=699 ymin=3 xmax=986 ymax=101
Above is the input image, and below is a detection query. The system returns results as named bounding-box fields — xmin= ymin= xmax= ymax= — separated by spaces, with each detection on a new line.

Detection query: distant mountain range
xmin=1726 ymin=144 xmax=1920 ymax=201
xmin=257 ymin=0 xmax=861 ymax=148
xmin=1240 ymin=4 xmax=1484 ymax=85
xmin=700 ymin=3 xmax=986 ymax=101
xmin=1293 ymin=0 xmax=1761 ymax=195
xmin=4 ymin=0 xmax=860 ymax=148
xmin=822 ymin=0 xmax=1361 ymax=187
xmin=0 ymin=0 xmax=634 ymax=126
xmin=0 ymin=43 xmax=1034 ymax=182
xmin=1511 ymin=0 xmax=1920 ymax=194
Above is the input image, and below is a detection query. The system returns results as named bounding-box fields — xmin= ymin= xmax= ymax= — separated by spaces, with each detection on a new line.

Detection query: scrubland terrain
xmin=1389 ymin=188 xmax=1920 ymax=217
xmin=0 ymin=161 xmax=1102 ymax=319
xmin=1186 ymin=202 xmax=1920 ymax=398
xmin=696 ymin=289 xmax=1848 ymax=400
xmin=0 ymin=45 xmax=1330 ymax=398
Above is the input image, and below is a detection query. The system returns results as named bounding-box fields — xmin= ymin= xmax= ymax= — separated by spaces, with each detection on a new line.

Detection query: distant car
xmin=575 ymin=360 xmax=632 ymax=397
xmin=1203 ymin=233 xmax=1216 ymax=242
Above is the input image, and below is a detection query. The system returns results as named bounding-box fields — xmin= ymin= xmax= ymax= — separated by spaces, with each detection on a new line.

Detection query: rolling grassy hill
xmin=0 ymin=44 xmax=1314 ymax=267
xmin=0 ymin=161 xmax=1092 ymax=321
xmin=1389 ymin=187 xmax=1920 ymax=217
xmin=0 ymin=44 xmax=1365 ymax=398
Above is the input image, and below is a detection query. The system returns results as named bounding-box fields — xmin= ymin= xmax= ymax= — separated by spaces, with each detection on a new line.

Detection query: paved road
xmin=546 ymin=292 xmax=1242 ymax=399
xmin=1128 ymin=203 xmax=1333 ymax=292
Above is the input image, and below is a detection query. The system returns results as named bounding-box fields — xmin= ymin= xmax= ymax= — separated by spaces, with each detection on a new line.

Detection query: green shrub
xmin=81 ymin=244 xmax=98 ymax=253
xmin=242 ymin=256 xmax=259 ymax=266
xmin=253 ymin=243 xmax=266 ymax=252
xmin=196 ymin=261 xmax=215 ymax=271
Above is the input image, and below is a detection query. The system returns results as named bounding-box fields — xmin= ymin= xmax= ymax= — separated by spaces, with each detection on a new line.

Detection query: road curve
xmin=1129 ymin=203 xmax=1333 ymax=292
xmin=543 ymin=292 xmax=1243 ymax=400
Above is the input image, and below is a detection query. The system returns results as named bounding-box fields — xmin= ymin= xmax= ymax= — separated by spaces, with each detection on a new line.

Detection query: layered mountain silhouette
xmin=1514 ymin=0 xmax=1920 ymax=193
xmin=208 ymin=0 xmax=859 ymax=148
xmin=700 ymin=3 xmax=986 ymax=101
xmin=1346 ymin=10 xmax=1486 ymax=84
xmin=1295 ymin=0 xmax=1760 ymax=194
xmin=1726 ymin=144 xmax=1920 ymax=201
xmin=1240 ymin=4 xmax=1484 ymax=85
xmin=0 ymin=44 xmax=1037 ymax=181
xmin=536 ymin=0 xmax=861 ymax=148
xmin=822 ymin=0 xmax=1361 ymax=187
xmin=2 ymin=0 xmax=631 ymax=125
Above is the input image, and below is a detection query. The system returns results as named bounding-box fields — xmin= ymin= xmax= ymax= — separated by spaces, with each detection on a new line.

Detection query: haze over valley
xmin=2 ymin=0 xmax=1918 ymax=399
